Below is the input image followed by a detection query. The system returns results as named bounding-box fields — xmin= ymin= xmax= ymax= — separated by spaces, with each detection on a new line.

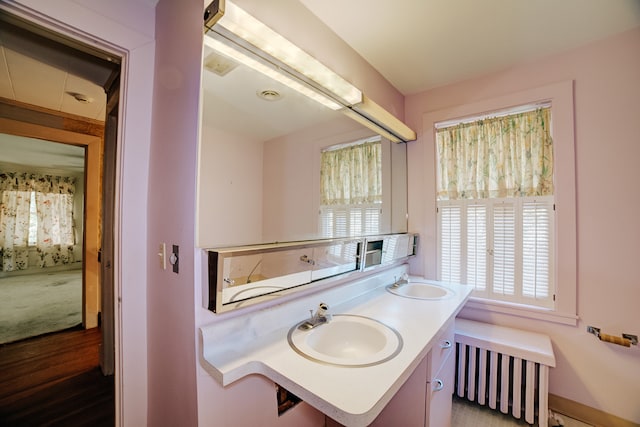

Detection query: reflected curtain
xmin=436 ymin=108 xmax=553 ymax=201
xmin=320 ymin=140 xmax=382 ymax=206
xmin=0 ymin=172 xmax=76 ymax=271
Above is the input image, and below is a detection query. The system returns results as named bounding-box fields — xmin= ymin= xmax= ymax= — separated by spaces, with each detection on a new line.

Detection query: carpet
xmin=0 ymin=270 xmax=82 ymax=344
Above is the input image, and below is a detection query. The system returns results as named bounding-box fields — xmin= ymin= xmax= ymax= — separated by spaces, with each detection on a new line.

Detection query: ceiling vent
xmin=204 ymin=51 xmax=238 ymax=77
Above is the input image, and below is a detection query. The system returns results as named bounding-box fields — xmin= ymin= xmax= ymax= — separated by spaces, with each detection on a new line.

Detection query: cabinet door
xmin=368 ymin=357 xmax=428 ymax=427
xmin=426 ymin=352 xmax=455 ymax=427
xmin=429 ymin=320 xmax=455 ymax=379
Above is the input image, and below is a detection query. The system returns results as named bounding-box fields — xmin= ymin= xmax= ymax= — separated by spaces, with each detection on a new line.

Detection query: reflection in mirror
xmin=209 ymin=239 xmax=360 ymax=312
xmin=198 ymin=9 xmax=411 ymax=312
xmin=197 ymin=35 xmax=408 ymax=248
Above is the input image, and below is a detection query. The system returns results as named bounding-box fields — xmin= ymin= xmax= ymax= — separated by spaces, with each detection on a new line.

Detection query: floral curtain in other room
xmin=0 ymin=172 xmax=76 ymax=271
xmin=0 ymin=188 xmax=31 ymax=271
xmin=35 ymin=176 xmax=76 ymax=268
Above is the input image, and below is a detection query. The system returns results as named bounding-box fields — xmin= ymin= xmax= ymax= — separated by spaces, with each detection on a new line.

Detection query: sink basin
xmin=287 ymin=314 xmax=403 ymax=367
xmin=387 ymin=281 xmax=454 ymax=300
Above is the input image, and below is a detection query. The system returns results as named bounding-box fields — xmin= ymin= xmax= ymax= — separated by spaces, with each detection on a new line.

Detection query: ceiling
xmin=0 ymin=15 xmax=117 ymax=173
xmin=300 ymin=0 xmax=640 ymax=94
xmin=0 ymin=17 xmax=117 ymax=121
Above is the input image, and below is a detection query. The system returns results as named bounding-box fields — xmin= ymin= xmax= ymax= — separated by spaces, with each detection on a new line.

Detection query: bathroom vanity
xmin=200 ymin=265 xmax=472 ymax=426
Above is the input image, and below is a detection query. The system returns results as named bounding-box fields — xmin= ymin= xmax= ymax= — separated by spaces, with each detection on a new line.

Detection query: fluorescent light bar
xmin=218 ymin=1 xmax=362 ymax=107
xmin=349 ymin=95 xmax=417 ymax=143
xmin=202 ymin=1 xmax=416 ymax=142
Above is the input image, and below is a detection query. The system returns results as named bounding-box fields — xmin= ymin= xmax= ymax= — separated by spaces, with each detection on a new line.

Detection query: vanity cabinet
xmin=368 ymin=357 xmax=429 ymax=426
xmin=426 ymin=319 xmax=456 ymax=427
xmin=325 ymin=319 xmax=456 ymax=427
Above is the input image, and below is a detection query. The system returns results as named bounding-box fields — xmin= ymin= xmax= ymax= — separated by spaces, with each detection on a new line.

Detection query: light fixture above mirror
xmin=203 ymin=0 xmax=416 ymax=143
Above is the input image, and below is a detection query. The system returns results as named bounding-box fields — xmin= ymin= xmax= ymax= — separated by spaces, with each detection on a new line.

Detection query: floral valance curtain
xmin=320 ymin=140 xmax=382 ymax=206
xmin=0 ymin=172 xmax=76 ymax=194
xmin=0 ymin=172 xmax=76 ymax=272
xmin=436 ymin=107 xmax=553 ymax=201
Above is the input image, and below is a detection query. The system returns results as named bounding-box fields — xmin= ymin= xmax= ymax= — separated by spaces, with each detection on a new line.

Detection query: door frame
xmin=0 ymin=112 xmax=103 ymax=329
xmin=1 ymin=2 xmax=157 ymax=424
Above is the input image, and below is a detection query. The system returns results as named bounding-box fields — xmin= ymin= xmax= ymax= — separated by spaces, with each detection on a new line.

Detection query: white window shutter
xmin=320 ymin=204 xmax=381 ymax=238
xmin=466 ymin=203 xmax=487 ymax=292
xmin=492 ymin=201 xmax=516 ymax=296
xmin=364 ymin=207 xmax=380 ymax=235
xmin=438 ymin=203 xmax=462 ymax=283
xmin=522 ymin=199 xmax=554 ymax=304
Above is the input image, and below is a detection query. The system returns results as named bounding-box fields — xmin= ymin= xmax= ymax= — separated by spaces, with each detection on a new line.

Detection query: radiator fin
xmin=456 ymin=343 xmax=548 ymax=426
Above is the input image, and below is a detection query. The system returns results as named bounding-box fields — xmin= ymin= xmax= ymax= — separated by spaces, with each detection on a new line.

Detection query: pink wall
xmin=147 ymin=0 xmax=203 ymax=425
xmin=405 ymin=27 xmax=640 ymax=423
xmin=2 ymin=1 xmax=157 ymax=425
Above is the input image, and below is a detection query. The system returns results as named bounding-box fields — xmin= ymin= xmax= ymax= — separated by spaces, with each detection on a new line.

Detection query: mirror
xmin=208 ymin=238 xmax=362 ymax=311
xmin=196 ymin=37 xmax=408 ymax=249
xmin=196 ymin=26 xmax=413 ymax=312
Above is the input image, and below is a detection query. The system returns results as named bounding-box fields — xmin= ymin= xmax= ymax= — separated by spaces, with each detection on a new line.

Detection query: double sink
xmin=287 ymin=280 xmax=455 ymax=367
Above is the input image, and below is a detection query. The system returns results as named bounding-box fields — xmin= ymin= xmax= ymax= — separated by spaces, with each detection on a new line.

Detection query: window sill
xmin=463 ymin=297 xmax=578 ymax=326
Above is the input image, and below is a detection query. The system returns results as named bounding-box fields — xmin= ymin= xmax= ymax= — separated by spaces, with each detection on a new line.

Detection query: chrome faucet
xmin=298 ymin=302 xmax=331 ymax=330
xmin=390 ymin=273 xmax=409 ymax=289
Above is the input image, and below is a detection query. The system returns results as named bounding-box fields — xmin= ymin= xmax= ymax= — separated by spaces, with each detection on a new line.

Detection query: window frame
xmin=422 ymin=81 xmax=577 ymax=325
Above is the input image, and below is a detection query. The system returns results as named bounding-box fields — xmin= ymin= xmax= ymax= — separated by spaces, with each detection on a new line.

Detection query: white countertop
xmin=200 ymin=266 xmax=472 ymax=426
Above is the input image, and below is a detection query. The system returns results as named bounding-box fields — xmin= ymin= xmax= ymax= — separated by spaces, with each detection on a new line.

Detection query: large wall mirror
xmin=196 ymin=33 xmax=408 ymax=249
xmin=196 ymin=4 xmax=414 ymax=312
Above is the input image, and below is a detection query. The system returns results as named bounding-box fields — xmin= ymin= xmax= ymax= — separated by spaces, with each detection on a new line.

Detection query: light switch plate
xmin=158 ymin=243 xmax=166 ymax=270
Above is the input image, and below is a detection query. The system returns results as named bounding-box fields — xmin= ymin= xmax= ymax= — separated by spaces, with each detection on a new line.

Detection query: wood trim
xmin=0 ymin=96 xmax=104 ymax=136
xmin=549 ymin=394 xmax=638 ymax=427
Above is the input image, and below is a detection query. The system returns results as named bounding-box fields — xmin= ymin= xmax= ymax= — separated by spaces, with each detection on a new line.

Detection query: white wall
xmin=405 ymin=27 xmax=640 ymax=423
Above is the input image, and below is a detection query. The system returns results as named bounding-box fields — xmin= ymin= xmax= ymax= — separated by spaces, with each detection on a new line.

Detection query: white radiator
xmin=454 ymin=319 xmax=556 ymax=427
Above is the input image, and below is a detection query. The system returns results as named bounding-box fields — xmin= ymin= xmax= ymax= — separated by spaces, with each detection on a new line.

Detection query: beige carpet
xmin=0 ymin=269 xmax=82 ymax=344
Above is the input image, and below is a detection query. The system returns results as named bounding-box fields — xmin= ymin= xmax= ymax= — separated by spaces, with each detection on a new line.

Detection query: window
xmin=319 ymin=136 xmax=382 ymax=238
xmin=26 ymin=191 xmax=75 ymax=247
xmin=0 ymin=172 xmax=76 ymax=272
xmin=436 ymin=106 xmax=555 ymax=309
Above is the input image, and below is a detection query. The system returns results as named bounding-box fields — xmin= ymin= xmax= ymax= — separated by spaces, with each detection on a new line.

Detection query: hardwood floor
xmin=0 ymin=327 xmax=114 ymax=426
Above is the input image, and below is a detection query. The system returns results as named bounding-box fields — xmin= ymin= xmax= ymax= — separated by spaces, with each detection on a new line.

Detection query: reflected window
xmin=319 ymin=136 xmax=382 ymax=238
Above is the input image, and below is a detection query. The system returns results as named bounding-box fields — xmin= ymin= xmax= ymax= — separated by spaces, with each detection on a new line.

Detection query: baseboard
xmin=549 ymin=394 xmax=638 ymax=427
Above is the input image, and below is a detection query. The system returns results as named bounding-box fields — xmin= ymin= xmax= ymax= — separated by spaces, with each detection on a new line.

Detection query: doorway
xmin=0 ymin=10 xmax=120 ymax=424
xmin=0 ymin=134 xmax=86 ymax=344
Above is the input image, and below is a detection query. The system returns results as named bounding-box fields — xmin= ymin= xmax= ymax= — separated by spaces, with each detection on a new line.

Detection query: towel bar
xmin=587 ymin=326 xmax=638 ymax=347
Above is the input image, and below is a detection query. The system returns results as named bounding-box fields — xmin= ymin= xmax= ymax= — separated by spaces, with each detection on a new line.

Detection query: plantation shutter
xmin=466 ymin=203 xmax=487 ymax=292
xmin=438 ymin=203 xmax=461 ymax=283
xmin=521 ymin=199 xmax=554 ymax=303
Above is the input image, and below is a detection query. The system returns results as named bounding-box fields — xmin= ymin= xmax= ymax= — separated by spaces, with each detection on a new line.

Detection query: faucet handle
xmin=317 ymin=302 xmax=328 ymax=316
